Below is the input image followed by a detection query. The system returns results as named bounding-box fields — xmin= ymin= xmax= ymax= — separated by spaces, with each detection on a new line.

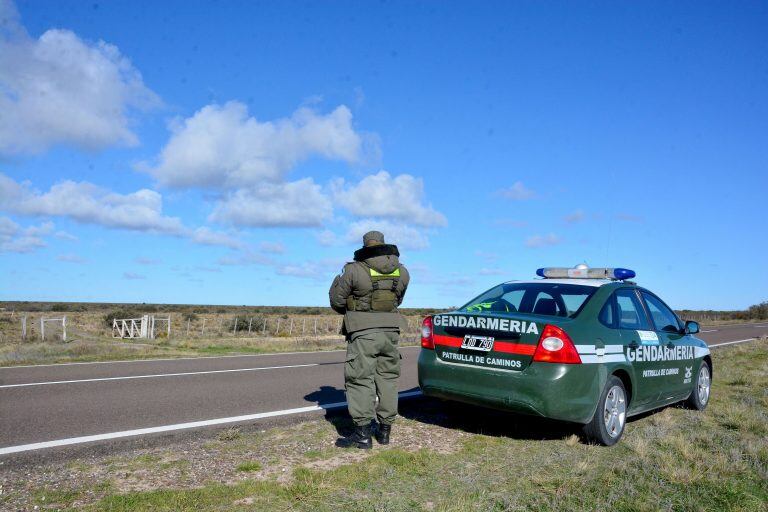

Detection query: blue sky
xmin=1 ymin=0 xmax=766 ymax=310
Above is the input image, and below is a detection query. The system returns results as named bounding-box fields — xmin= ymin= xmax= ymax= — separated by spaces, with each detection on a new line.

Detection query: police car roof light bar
xmin=536 ymin=266 xmax=636 ymax=280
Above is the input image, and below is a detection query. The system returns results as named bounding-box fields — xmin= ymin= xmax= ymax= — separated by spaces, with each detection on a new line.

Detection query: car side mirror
xmin=684 ymin=320 xmax=700 ymax=335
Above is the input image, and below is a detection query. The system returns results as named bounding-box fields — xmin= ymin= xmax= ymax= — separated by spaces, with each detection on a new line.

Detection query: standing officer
xmin=329 ymin=231 xmax=410 ymax=449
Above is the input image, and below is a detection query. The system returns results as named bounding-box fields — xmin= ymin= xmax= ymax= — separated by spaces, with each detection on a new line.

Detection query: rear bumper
xmin=417 ymin=348 xmax=602 ymax=424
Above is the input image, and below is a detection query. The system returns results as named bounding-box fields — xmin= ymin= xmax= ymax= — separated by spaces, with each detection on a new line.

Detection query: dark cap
xmin=362 ymin=230 xmax=385 ymax=247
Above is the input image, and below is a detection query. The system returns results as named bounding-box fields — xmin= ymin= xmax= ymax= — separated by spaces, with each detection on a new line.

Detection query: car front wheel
xmin=684 ymin=361 xmax=711 ymax=411
xmin=583 ymin=375 xmax=627 ymax=446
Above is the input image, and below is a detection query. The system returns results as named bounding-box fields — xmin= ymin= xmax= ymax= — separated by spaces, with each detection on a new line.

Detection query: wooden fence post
xmin=201 ymin=318 xmax=206 ymax=336
xmin=248 ymin=317 xmax=253 ymax=334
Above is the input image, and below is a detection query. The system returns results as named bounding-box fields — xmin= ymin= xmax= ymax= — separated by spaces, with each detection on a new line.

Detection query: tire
xmin=684 ymin=361 xmax=711 ymax=411
xmin=583 ymin=375 xmax=628 ymax=446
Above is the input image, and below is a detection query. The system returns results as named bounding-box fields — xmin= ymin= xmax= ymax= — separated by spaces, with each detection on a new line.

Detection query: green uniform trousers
xmin=344 ymin=328 xmax=401 ymax=427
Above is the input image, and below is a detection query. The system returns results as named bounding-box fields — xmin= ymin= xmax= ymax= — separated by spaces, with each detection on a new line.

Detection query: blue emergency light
xmin=536 ymin=265 xmax=636 ymax=280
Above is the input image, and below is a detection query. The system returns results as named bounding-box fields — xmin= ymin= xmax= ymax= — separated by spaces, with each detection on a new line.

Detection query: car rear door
xmin=613 ymin=288 xmax=664 ymax=405
xmin=639 ymin=290 xmax=694 ymax=399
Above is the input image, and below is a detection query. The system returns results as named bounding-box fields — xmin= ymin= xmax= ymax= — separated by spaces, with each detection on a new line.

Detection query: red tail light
xmin=421 ymin=316 xmax=434 ymax=350
xmin=532 ymin=324 xmax=581 ymax=364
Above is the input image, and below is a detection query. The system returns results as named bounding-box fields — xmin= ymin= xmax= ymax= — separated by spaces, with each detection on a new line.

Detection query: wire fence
xmin=0 ymin=312 xmax=425 ymax=344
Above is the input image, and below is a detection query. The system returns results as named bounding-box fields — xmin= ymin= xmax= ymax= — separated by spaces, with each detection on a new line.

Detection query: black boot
xmin=336 ymin=424 xmax=372 ymax=449
xmin=375 ymin=423 xmax=391 ymax=445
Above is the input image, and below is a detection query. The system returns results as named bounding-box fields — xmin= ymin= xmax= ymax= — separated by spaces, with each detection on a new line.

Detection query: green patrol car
xmin=417 ymin=265 xmax=712 ymax=445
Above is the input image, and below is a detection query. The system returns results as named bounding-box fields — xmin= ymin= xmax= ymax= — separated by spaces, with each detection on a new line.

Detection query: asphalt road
xmin=0 ymin=322 xmax=765 ymax=459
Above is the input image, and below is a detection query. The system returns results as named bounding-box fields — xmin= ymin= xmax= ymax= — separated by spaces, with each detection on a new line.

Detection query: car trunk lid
xmin=431 ymin=312 xmax=557 ymax=371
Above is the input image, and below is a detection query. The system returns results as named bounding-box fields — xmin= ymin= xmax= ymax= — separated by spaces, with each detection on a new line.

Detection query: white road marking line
xmin=700 ymin=329 xmax=718 ymax=333
xmin=0 ymin=390 xmax=424 ymax=455
xmin=709 ymin=338 xmax=760 ymax=348
xmin=0 ymin=345 xmax=422 ymax=370
xmin=0 ymin=364 xmax=319 ymax=389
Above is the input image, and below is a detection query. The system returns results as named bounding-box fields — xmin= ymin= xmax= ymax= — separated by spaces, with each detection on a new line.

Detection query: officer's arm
xmin=329 ymin=265 xmax=354 ymax=314
xmin=396 ymin=265 xmax=410 ymax=305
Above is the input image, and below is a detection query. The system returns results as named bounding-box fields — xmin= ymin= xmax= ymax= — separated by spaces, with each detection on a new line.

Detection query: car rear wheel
xmin=684 ymin=361 xmax=711 ymax=411
xmin=583 ymin=375 xmax=627 ymax=446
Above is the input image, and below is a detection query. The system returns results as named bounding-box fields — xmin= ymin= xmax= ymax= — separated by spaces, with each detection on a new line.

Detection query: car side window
xmin=641 ymin=292 xmax=681 ymax=333
xmin=599 ymin=295 xmax=615 ymax=328
xmin=615 ymin=289 xmax=651 ymax=330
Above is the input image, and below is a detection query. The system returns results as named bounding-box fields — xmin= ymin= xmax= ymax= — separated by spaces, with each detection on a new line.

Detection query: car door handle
xmin=628 ymin=341 xmax=639 ymax=349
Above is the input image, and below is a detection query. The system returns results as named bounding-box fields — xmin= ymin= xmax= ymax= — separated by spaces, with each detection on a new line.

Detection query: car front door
xmin=640 ymin=290 xmax=694 ymax=400
xmin=613 ymin=288 xmax=662 ymax=406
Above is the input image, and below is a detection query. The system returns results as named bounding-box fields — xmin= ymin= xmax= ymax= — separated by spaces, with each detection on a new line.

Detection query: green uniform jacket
xmin=329 ymin=244 xmax=410 ymax=334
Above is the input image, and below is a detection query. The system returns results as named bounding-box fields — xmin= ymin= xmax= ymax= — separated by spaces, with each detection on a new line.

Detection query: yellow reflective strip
xmin=369 ymin=268 xmax=400 ymax=278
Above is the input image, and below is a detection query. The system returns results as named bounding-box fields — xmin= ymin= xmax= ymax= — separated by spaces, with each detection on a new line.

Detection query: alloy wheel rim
xmin=603 ymin=385 xmax=626 ymax=438
xmin=698 ymin=366 xmax=711 ymax=404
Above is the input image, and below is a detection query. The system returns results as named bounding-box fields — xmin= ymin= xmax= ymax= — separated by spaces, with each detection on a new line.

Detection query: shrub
xmin=746 ymin=301 xmax=768 ymax=320
xmin=104 ymin=309 xmax=142 ymax=327
xmin=231 ymin=316 xmax=265 ymax=332
xmin=236 ymin=461 xmax=262 ymax=472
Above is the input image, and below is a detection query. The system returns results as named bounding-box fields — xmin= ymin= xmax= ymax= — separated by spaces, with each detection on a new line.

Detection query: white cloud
xmin=0 ymin=216 xmax=51 ymax=253
xmin=274 ymin=257 xmax=346 ymax=281
xmin=191 ymin=227 xmax=244 ymax=249
xmin=209 ymin=178 xmax=333 ymax=227
xmin=123 ymin=272 xmax=146 ymax=280
xmin=54 ymin=231 xmax=78 ymax=241
xmin=0 ymin=235 xmax=45 ymax=253
xmin=0 ymin=0 xmax=159 ymax=155
xmin=20 ymin=220 xmax=54 ymax=236
xmin=259 ymin=241 xmax=286 ymax=254
xmin=525 ymin=233 xmax=562 ymax=248
xmin=333 ymin=171 xmax=446 ymax=227
xmin=499 ymin=181 xmax=536 ymax=201
xmin=275 ymin=262 xmax=325 ymax=279
xmin=316 ymin=229 xmax=337 ymax=247
xmin=346 ymin=219 xmax=430 ymax=250
xmin=0 ymin=174 xmax=245 ymax=250
xmin=564 ymin=209 xmax=585 ymax=223
xmin=140 ymin=102 xmax=366 ymax=189
xmin=0 ymin=173 xmax=184 ymax=234
xmin=0 ymin=216 xmax=18 ymax=236
xmin=216 ymin=251 xmax=275 ymax=267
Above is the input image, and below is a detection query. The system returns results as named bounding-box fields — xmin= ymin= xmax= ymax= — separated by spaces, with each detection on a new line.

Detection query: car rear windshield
xmin=459 ymin=282 xmax=598 ymax=318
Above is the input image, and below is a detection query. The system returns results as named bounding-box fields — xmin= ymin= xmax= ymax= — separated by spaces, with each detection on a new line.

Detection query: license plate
xmin=461 ymin=334 xmax=494 ymax=352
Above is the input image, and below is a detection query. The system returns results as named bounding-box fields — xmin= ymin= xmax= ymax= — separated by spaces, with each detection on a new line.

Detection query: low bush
xmin=104 ymin=309 xmax=142 ymax=327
